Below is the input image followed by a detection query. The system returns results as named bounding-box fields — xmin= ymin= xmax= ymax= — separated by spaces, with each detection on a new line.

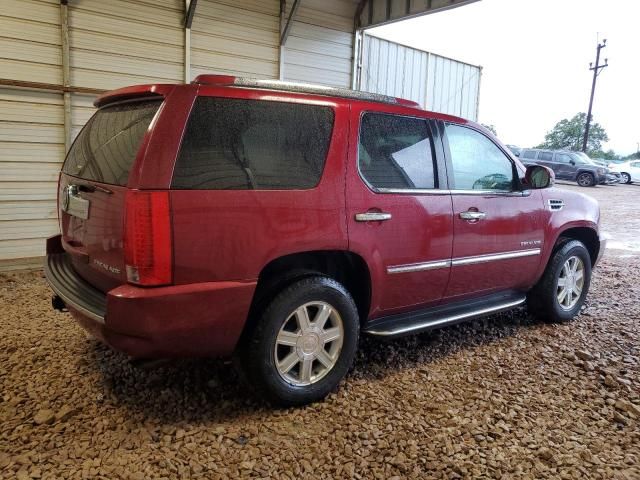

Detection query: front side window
xmin=172 ymin=97 xmax=334 ymax=190
xmin=358 ymin=113 xmax=436 ymax=190
xmin=555 ymin=153 xmax=573 ymax=164
xmin=445 ymin=124 xmax=514 ymax=191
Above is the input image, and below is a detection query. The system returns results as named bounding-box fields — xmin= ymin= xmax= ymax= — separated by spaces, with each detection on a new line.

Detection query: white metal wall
xmin=282 ymin=0 xmax=355 ymax=87
xmin=0 ymin=0 xmax=63 ymax=265
xmin=358 ymin=34 xmax=481 ymax=120
xmin=191 ymin=0 xmax=280 ymax=80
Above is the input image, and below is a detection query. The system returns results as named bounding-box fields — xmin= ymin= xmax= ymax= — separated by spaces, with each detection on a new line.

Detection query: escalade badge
xmin=521 ymin=240 xmax=542 ymax=247
xmin=93 ymin=259 xmax=121 ymax=274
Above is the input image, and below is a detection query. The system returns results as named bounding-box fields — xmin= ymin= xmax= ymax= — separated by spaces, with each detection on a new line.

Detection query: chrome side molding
xmin=387 ymin=259 xmax=451 ymax=274
xmin=451 ymin=248 xmax=541 ymax=266
xmin=387 ymin=248 xmax=541 ymax=274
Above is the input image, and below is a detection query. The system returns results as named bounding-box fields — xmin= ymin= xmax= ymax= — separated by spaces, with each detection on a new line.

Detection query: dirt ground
xmin=1 ymin=183 xmax=639 ymax=480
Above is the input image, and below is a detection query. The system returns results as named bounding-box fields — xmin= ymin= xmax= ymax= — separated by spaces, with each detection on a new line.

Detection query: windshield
xmin=63 ymin=99 xmax=162 ymax=186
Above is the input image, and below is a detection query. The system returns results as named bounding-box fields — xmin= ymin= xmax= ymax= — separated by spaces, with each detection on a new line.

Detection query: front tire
xmin=577 ymin=172 xmax=595 ymax=187
xmin=528 ymin=240 xmax=592 ymax=323
xmin=235 ymin=276 xmax=359 ymax=406
xmin=621 ymin=172 xmax=632 ymax=184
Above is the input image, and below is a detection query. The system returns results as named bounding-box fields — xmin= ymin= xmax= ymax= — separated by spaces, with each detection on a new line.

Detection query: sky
xmin=369 ymin=0 xmax=640 ymax=155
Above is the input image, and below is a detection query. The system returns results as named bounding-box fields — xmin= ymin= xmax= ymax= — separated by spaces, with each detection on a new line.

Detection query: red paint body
xmin=48 ymin=80 xmax=605 ymax=358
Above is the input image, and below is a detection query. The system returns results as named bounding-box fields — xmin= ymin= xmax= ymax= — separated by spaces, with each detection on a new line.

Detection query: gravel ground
xmin=1 ymin=184 xmax=639 ymax=479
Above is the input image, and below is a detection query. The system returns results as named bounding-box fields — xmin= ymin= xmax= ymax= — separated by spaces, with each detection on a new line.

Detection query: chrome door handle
xmin=355 ymin=212 xmax=392 ymax=222
xmin=459 ymin=210 xmax=486 ymax=221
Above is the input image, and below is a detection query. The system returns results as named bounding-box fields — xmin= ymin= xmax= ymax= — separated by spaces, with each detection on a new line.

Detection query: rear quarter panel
xmin=169 ymin=90 xmax=350 ymax=284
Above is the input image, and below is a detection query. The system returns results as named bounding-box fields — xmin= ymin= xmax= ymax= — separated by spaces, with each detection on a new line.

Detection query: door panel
xmin=447 ymin=192 xmax=545 ymax=298
xmin=346 ymin=108 xmax=453 ymax=319
xmin=442 ymin=122 xmax=545 ymax=300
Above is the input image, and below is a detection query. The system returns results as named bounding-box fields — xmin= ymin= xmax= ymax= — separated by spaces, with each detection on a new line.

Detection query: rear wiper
xmin=77 ymin=184 xmax=113 ymax=195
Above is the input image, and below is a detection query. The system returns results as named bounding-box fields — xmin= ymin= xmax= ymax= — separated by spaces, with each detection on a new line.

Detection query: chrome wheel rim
xmin=274 ymin=301 xmax=344 ymax=386
xmin=622 ymin=173 xmax=630 ymax=183
xmin=557 ymin=256 xmax=585 ymax=311
xmin=577 ymin=174 xmax=592 ymax=186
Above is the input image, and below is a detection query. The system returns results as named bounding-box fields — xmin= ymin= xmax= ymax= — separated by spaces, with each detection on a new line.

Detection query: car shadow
xmin=82 ymin=306 xmax=554 ymax=424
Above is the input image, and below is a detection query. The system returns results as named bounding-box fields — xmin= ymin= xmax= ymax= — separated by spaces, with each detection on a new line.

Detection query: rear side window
xmin=539 ymin=151 xmax=553 ymax=161
xmin=358 ymin=113 xmax=436 ymax=190
xmin=172 ymin=97 xmax=334 ymax=190
xmin=521 ymin=150 xmax=538 ymax=159
xmin=63 ymin=99 xmax=162 ymax=186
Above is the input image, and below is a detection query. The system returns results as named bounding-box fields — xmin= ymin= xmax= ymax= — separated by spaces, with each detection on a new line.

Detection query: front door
xmin=346 ymin=108 xmax=453 ymax=319
xmin=441 ymin=122 xmax=545 ymax=300
xmin=553 ymin=152 xmax=577 ymax=180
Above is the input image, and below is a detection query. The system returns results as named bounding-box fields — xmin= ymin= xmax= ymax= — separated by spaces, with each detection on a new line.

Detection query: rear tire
xmin=528 ymin=240 xmax=592 ymax=323
xmin=576 ymin=172 xmax=595 ymax=187
xmin=235 ymin=276 xmax=359 ymax=406
xmin=621 ymin=172 xmax=632 ymax=184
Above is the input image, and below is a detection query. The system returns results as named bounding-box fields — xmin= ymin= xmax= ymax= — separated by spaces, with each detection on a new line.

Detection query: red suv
xmin=45 ymin=76 xmax=606 ymax=406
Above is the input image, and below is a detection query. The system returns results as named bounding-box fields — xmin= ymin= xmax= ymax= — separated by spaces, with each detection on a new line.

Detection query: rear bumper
xmin=45 ymin=235 xmax=256 ymax=359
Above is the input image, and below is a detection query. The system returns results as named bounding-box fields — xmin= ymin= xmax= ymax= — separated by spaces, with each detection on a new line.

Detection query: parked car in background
xmin=609 ymin=160 xmax=640 ymax=184
xmin=44 ymin=76 xmax=607 ymax=406
xmin=519 ymin=149 xmax=610 ymax=187
xmin=506 ymin=145 xmax=522 ymax=157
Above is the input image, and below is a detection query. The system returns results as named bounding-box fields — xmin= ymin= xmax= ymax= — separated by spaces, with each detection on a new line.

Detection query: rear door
xmin=59 ymin=97 xmax=164 ymax=291
xmin=441 ymin=122 xmax=545 ymax=300
xmin=346 ymin=106 xmax=453 ymax=318
xmin=537 ymin=150 xmax=559 ymax=176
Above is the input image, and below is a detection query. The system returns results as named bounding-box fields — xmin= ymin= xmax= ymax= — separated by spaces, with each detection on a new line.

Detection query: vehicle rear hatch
xmin=59 ymin=96 xmax=164 ymax=292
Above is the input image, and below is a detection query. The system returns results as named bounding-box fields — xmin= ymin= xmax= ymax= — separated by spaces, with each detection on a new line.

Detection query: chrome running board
xmin=363 ymin=291 xmax=526 ymax=338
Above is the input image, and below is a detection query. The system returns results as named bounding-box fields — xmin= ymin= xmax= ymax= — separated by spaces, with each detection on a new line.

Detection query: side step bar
xmin=363 ymin=291 xmax=527 ymax=338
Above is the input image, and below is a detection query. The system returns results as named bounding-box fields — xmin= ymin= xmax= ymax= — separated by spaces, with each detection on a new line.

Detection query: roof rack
xmin=192 ymin=75 xmax=421 ymax=108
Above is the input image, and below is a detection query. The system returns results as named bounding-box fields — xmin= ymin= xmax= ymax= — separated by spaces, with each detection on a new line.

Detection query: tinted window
xmin=172 ymin=97 xmax=334 ymax=190
xmin=522 ymin=150 xmax=538 ymax=159
xmin=358 ymin=113 xmax=436 ymax=190
xmin=445 ymin=124 xmax=514 ymax=191
xmin=631 ymin=161 xmax=640 ymax=168
xmin=63 ymin=99 xmax=162 ymax=186
xmin=555 ymin=153 xmax=573 ymax=164
xmin=539 ymin=151 xmax=553 ymax=161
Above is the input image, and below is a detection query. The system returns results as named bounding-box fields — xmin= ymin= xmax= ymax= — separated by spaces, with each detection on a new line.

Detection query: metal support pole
xmin=184 ymin=0 xmax=192 ymax=83
xmin=582 ymin=39 xmax=608 ymax=153
xmin=60 ymin=0 xmax=72 ymax=152
xmin=280 ymin=0 xmax=300 ymax=46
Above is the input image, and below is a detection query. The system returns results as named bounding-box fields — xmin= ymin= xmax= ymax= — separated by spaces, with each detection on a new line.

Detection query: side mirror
xmin=570 ymin=160 xmax=576 ymax=165
xmin=524 ymin=165 xmax=554 ymax=189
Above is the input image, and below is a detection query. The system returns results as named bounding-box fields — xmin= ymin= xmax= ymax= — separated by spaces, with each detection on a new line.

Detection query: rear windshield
xmin=172 ymin=97 xmax=335 ymax=190
xmin=63 ymin=99 xmax=162 ymax=186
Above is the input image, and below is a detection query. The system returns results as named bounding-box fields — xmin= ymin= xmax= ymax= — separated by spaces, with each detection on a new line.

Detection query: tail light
xmin=124 ymin=190 xmax=172 ymax=286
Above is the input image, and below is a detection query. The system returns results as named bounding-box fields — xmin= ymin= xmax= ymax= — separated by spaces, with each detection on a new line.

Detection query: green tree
xmin=481 ymin=123 xmax=497 ymax=136
xmin=537 ymin=113 xmax=609 ymax=153
xmin=590 ymin=149 xmax=620 ymax=161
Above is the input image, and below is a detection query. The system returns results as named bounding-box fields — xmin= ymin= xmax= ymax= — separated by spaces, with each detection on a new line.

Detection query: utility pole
xmin=582 ymin=39 xmax=608 ymax=152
